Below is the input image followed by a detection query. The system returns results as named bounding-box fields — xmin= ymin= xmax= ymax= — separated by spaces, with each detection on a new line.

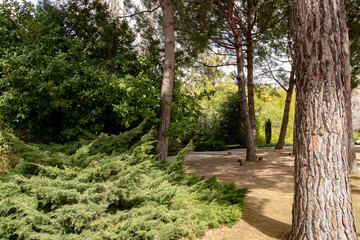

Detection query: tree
xmin=345 ymin=0 xmax=360 ymax=88
xmin=254 ymin=5 xmax=296 ymax=150
xmin=237 ymin=0 xmax=290 ymax=151
xmin=290 ymin=0 xmax=358 ymax=238
xmin=257 ymin=35 xmax=296 ymax=150
xmin=275 ymin=67 xmax=295 ymax=149
xmin=265 ymin=118 xmax=271 ymax=144
xmin=155 ymin=0 xmax=175 ymax=160
xmin=0 ymin=0 xmax=159 ymax=142
xmin=344 ymin=0 xmax=359 ymax=173
xmin=213 ymin=0 xmax=257 ymax=161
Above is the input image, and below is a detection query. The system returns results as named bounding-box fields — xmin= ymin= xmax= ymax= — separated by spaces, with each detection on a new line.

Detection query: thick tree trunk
xmin=235 ymin=35 xmax=257 ymax=161
xmin=156 ymin=0 xmax=175 ymax=161
xmin=275 ymin=67 xmax=295 ymax=150
xmin=290 ymin=0 xmax=358 ymax=238
xmin=246 ymin=38 xmax=258 ymax=151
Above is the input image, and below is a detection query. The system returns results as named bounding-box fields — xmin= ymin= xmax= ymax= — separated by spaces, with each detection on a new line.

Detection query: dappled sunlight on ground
xmin=181 ymin=149 xmax=360 ymax=240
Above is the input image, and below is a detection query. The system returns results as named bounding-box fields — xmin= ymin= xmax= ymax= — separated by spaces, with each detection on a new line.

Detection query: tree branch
xmin=195 ymin=61 xmax=237 ymax=68
xmin=119 ymin=4 xmax=161 ymax=19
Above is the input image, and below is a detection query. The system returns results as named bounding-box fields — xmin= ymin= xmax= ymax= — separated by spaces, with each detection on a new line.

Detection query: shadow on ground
xmin=242 ymin=196 xmax=291 ymax=239
xmin=184 ymin=149 xmax=360 ymax=240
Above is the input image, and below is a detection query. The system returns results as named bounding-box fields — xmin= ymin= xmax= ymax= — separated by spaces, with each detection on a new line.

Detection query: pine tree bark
xmin=246 ymin=37 xmax=258 ymax=151
xmin=290 ymin=0 xmax=358 ymax=238
xmin=236 ymin=36 xmax=257 ymax=161
xmin=156 ymin=0 xmax=175 ymax=161
xmin=213 ymin=0 xmax=257 ymax=161
xmin=275 ymin=67 xmax=295 ymax=150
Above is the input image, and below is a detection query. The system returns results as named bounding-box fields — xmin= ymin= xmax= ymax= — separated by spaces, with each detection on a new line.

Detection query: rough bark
xmin=155 ymin=0 xmax=175 ymax=161
xmin=246 ymin=37 xmax=258 ymax=151
xmin=275 ymin=67 xmax=295 ymax=150
xmin=213 ymin=0 xmax=257 ymax=161
xmin=290 ymin=0 xmax=358 ymax=238
xmin=236 ymin=37 xmax=257 ymax=161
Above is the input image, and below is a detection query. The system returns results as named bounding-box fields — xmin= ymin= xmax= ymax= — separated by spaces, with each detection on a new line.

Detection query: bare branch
xmin=211 ymin=38 xmax=236 ymax=49
xmin=194 ymin=61 xmax=237 ymax=68
xmin=206 ymin=47 xmax=236 ymax=56
xmin=263 ymin=56 xmax=287 ymax=90
xmin=119 ymin=4 xmax=161 ymax=19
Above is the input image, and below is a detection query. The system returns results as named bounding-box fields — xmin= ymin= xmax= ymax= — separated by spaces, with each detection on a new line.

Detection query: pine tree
xmin=265 ymin=118 xmax=272 ymax=144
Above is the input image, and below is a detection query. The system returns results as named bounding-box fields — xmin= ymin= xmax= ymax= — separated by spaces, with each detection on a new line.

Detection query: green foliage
xmin=354 ymin=131 xmax=360 ymax=141
xmin=179 ymin=53 xmax=242 ymax=150
xmin=182 ymin=90 xmax=244 ymax=150
xmin=0 ymin=0 xmax=160 ymax=142
xmin=194 ymin=139 xmax=227 ymax=152
xmin=218 ymin=92 xmax=246 ymax=145
xmin=0 ymin=126 xmax=247 ymax=239
xmin=255 ymin=85 xmax=295 ymax=145
xmin=345 ymin=0 xmax=360 ymax=88
xmin=265 ymin=118 xmax=272 ymax=144
xmin=0 ymin=131 xmax=19 ymax=174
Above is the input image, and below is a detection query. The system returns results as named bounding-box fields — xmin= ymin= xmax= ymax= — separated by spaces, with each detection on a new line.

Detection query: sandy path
xmin=181 ymin=149 xmax=360 ymax=240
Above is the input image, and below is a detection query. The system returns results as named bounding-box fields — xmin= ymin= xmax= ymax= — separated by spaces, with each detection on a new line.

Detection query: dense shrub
xmin=0 ymin=0 xmax=160 ymax=142
xmin=0 ymin=125 xmax=247 ymax=239
xmin=194 ymin=139 xmax=227 ymax=151
xmin=218 ymin=92 xmax=246 ymax=145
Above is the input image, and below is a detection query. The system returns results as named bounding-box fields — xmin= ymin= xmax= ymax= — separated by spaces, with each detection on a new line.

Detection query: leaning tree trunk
xmin=213 ymin=0 xmax=257 ymax=161
xmin=156 ymin=0 xmax=175 ymax=161
xmin=290 ymin=0 xmax=358 ymax=238
xmin=275 ymin=66 xmax=295 ymax=150
xmin=235 ymin=35 xmax=257 ymax=161
xmin=246 ymin=37 xmax=258 ymax=151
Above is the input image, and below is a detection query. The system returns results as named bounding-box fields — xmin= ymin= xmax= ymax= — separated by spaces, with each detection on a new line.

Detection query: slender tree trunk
xmin=343 ymin=15 xmax=358 ymax=173
xmin=275 ymin=66 xmax=295 ymax=150
xmin=246 ymin=37 xmax=258 ymax=151
xmin=290 ymin=0 xmax=358 ymax=238
xmin=348 ymin=98 xmax=358 ymax=174
xmin=292 ymin=119 xmax=296 ymax=155
xmin=235 ymin=35 xmax=257 ymax=161
xmin=213 ymin=0 xmax=257 ymax=161
xmin=156 ymin=0 xmax=175 ymax=161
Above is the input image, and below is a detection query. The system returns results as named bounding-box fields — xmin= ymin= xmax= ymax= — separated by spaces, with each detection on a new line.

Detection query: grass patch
xmin=0 ymin=125 xmax=247 ymax=239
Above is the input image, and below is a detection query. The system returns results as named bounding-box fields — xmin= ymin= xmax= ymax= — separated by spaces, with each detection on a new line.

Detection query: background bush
xmin=0 ymin=0 xmax=200 ymax=143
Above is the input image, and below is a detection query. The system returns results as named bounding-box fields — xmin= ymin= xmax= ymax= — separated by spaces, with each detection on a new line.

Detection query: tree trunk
xmin=246 ymin=37 xmax=258 ymax=151
xmin=343 ymin=11 xmax=358 ymax=174
xmin=235 ymin=35 xmax=257 ymax=161
xmin=213 ymin=0 xmax=257 ymax=161
xmin=156 ymin=0 xmax=175 ymax=161
xmin=348 ymin=99 xmax=358 ymax=174
xmin=290 ymin=0 xmax=358 ymax=238
xmin=275 ymin=66 xmax=295 ymax=150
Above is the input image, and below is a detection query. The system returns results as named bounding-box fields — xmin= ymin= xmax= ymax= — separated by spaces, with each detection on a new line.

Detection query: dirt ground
xmin=180 ymin=149 xmax=360 ymax=240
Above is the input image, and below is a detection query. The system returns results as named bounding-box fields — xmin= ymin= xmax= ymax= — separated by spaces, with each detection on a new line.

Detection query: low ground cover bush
xmin=0 ymin=124 xmax=247 ymax=239
xmin=0 ymin=131 xmax=19 ymax=174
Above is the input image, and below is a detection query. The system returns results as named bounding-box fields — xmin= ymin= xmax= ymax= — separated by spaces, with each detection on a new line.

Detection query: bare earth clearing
xmin=173 ymin=148 xmax=360 ymax=240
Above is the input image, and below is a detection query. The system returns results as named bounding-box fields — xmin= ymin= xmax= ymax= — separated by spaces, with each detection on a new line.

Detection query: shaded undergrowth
xmin=0 ymin=124 xmax=247 ymax=240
